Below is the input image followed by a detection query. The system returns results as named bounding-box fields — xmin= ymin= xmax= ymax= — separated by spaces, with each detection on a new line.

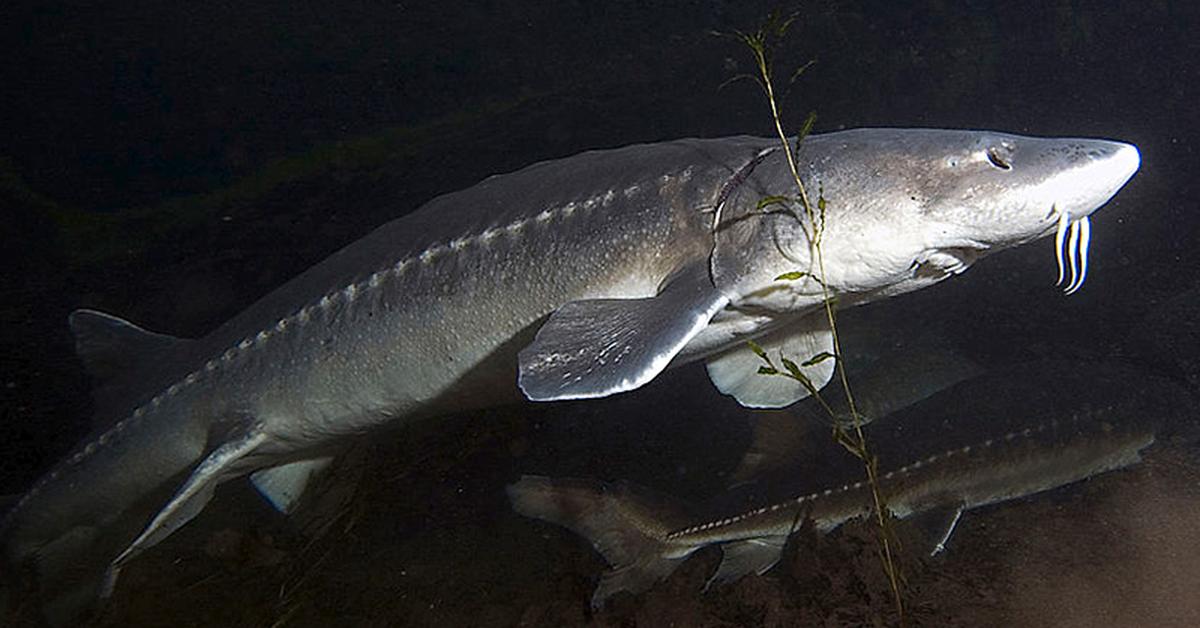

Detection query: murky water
xmin=2 ymin=2 xmax=1198 ymax=626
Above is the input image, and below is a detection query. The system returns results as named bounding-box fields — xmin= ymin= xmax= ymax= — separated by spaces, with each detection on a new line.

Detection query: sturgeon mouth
xmin=913 ymin=247 xmax=980 ymax=279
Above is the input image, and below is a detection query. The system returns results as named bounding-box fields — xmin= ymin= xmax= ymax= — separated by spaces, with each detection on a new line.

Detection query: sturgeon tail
xmin=1 ymin=310 xmax=210 ymax=626
xmin=507 ymin=475 xmax=698 ymax=607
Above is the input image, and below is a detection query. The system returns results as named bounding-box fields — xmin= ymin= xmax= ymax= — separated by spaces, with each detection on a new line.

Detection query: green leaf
xmin=801 ymin=351 xmax=837 ymax=367
xmin=780 ymin=357 xmax=803 ymax=378
xmin=775 ymin=270 xmax=809 ymax=281
xmin=788 ymin=60 xmax=816 ymax=85
xmin=794 ymin=110 xmax=817 ymax=158
xmin=836 ymin=433 xmax=865 ymax=459
xmin=747 ymin=340 xmax=769 ymax=363
xmin=717 ymin=73 xmax=759 ymax=93
xmin=757 ymin=365 xmax=779 ymax=375
xmin=779 ymin=356 xmax=821 ymax=395
xmin=797 ymin=110 xmax=817 ymax=141
xmin=773 ymin=12 xmax=798 ymax=38
xmin=755 ymin=195 xmax=793 ymax=212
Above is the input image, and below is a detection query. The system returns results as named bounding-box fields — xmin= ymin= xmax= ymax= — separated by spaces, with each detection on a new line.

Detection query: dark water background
xmin=2 ymin=1 xmax=1198 ymax=625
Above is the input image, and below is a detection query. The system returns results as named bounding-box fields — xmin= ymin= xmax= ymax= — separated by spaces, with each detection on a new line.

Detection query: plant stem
xmin=741 ymin=18 xmax=906 ymax=624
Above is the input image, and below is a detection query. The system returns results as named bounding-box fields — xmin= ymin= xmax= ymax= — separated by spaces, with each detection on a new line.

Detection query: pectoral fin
xmin=519 ymin=263 xmax=729 ymax=401
xmin=706 ymin=310 xmax=835 ymax=408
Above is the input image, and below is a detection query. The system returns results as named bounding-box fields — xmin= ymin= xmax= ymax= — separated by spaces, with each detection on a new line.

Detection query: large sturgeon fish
xmin=508 ymin=363 xmax=1185 ymax=607
xmin=1 ymin=129 xmax=1139 ymax=622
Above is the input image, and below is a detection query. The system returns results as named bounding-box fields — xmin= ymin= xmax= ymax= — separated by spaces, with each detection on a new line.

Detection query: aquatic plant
xmin=723 ymin=12 xmax=907 ymax=623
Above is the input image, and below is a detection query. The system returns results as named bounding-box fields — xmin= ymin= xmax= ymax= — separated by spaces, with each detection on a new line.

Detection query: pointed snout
xmin=1047 ymin=139 xmax=1141 ymax=220
xmin=1104 ymin=141 xmax=1141 ymax=187
xmin=1083 ymin=139 xmax=1140 ymax=212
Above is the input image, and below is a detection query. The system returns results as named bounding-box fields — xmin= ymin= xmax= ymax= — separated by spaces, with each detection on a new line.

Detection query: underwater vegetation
xmin=723 ymin=12 xmax=906 ymax=618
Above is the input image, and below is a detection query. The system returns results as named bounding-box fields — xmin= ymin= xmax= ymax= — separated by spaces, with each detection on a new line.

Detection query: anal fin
xmin=250 ymin=457 xmax=334 ymax=514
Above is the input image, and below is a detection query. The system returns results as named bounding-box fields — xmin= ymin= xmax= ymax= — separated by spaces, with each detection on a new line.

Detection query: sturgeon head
xmin=713 ymin=128 xmax=1141 ymax=313
xmin=700 ymin=128 xmax=1139 ymax=409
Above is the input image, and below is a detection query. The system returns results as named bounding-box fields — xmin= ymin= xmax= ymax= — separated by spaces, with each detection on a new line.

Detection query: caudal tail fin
xmin=2 ymin=520 xmax=125 ymax=626
xmin=507 ymin=475 xmax=698 ymax=607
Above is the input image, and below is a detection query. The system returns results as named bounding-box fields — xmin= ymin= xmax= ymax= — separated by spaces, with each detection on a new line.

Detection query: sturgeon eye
xmin=986 ymin=146 xmax=1012 ymax=170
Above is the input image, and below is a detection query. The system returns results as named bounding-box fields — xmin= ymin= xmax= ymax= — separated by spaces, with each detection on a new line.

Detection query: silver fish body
xmin=2 ymin=129 xmax=1140 ymax=623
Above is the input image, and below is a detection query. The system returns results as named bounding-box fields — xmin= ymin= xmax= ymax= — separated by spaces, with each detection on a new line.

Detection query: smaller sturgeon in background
xmin=509 ymin=363 xmax=1188 ymax=607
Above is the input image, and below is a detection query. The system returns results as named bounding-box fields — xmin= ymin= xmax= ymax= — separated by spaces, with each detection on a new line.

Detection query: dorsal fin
xmin=68 ymin=309 xmax=188 ymax=383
